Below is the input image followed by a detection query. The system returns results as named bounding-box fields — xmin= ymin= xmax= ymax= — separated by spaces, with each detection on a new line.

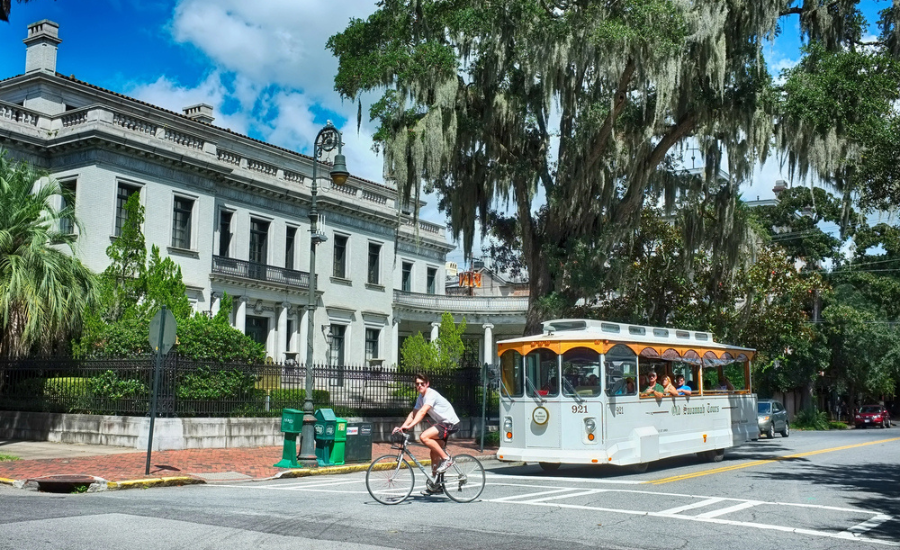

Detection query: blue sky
xmin=0 ymin=1 xmax=891 ymax=264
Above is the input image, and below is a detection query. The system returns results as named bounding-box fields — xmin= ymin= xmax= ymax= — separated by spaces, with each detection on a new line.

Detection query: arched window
xmin=525 ymin=349 xmax=559 ymax=397
xmin=562 ymin=347 xmax=602 ymax=397
xmin=499 ymin=349 xmax=523 ymax=397
xmin=605 ymin=344 xmax=637 ymax=396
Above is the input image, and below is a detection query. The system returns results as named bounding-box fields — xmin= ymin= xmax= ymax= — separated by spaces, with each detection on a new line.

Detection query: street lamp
xmin=298 ymin=120 xmax=349 ymax=467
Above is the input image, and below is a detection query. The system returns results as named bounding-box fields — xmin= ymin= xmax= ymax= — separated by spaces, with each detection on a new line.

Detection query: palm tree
xmin=0 ymin=150 xmax=98 ymax=362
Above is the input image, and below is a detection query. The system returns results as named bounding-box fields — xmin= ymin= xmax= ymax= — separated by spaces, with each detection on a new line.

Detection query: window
xmin=115 ymin=183 xmax=140 ymax=237
xmin=171 ymin=196 xmax=194 ymax=249
xmin=59 ymin=180 xmax=76 ymax=235
xmin=426 ymin=267 xmax=437 ymax=295
xmin=365 ymin=328 xmax=380 ymax=363
xmin=285 ymin=226 xmax=297 ymax=269
xmin=401 ymin=262 xmax=413 ymax=292
xmin=245 ymin=315 xmax=268 ymax=346
xmin=333 ymin=234 xmax=348 ymax=278
xmin=249 ymin=219 xmax=269 ymax=264
xmin=329 ymin=324 xmax=345 ymax=365
xmin=218 ymin=211 xmax=233 ymax=257
xmin=367 ymin=242 xmax=381 ymax=284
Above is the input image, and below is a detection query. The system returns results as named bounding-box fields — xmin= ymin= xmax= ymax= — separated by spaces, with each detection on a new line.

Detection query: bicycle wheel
xmin=442 ymin=453 xmax=486 ymax=503
xmin=366 ymin=454 xmax=415 ymax=505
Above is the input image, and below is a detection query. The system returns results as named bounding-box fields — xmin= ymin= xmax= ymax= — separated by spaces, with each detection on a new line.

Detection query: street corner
xmin=108 ymin=475 xmax=205 ymax=491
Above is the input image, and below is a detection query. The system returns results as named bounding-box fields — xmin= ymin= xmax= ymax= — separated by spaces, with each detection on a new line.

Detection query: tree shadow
xmin=747 ymin=461 xmax=900 ymax=542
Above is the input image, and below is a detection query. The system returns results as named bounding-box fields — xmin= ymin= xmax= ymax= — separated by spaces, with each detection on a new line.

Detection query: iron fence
xmin=0 ymin=356 xmax=499 ymax=419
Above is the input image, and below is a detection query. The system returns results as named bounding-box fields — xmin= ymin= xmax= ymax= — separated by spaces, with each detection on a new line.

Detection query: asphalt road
xmin=2 ymin=429 xmax=898 ymax=550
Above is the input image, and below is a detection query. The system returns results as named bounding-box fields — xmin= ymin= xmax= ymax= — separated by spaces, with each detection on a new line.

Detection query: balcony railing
xmin=393 ymin=290 xmax=529 ymax=313
xmin=212 ymin=255 xmax=311 ymax=288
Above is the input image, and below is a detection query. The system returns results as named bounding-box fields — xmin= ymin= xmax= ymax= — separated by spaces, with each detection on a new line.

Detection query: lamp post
xmin=298 ymin=121 xmax=349 ymax=467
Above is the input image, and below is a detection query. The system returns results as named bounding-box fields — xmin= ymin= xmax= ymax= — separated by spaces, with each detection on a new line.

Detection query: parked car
xmin=758 ymin=399 xmax=790 ymax=438
xmin=855 ymin=405 xmax=892 ymax=429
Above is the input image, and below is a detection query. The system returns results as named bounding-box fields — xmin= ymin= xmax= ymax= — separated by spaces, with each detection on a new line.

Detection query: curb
xmin=108 ymin=476 xmax=205 ymax=490
xmin=0 ymin=477 xmax=14 ymax=486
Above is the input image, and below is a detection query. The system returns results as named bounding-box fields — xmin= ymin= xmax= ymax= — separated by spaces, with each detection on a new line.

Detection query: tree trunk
xmin=524 ymin=247 xmax=552 ymax=336
xmin=800 ymin=378 xmax=815 ymax=411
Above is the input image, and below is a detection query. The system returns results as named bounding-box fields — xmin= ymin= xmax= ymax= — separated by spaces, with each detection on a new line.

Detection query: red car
xmin=855 ymin=405 xmax=892 ymax=429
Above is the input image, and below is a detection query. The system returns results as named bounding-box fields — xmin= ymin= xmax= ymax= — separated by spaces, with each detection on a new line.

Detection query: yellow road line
xmin=650 ymin=437 xmax=900 ymax=485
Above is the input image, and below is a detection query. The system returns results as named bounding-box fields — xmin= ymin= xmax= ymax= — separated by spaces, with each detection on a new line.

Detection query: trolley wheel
xmin=539 ymin=462 xmax=560 ymax=472
xmin=705 ymin=449 xmax=725 ymax=462
xmin=442 ymin=454 xmax=486 ymax=503
xmin=629 ymin=462 xmax=649 ymax=473
xmin=366 ymin=454 xmax=414 ymax=505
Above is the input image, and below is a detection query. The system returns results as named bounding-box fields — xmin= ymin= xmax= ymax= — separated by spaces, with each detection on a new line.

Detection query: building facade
xmin=0 ymin=20 xmax=527 ymax=367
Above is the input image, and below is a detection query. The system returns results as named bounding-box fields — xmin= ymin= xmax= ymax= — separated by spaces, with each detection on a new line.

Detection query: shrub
xmin=86 ymin=371 xmax=147 ymax=399
xmin=268 ymin=388 xmax=331 ymax=408
xmin=176 ymin=367 xmax=260 ymax=400
xmin=482 ymin=430 xmax=500 ymax=447
xmin=792 ymin=407 xmax=830 ymax=430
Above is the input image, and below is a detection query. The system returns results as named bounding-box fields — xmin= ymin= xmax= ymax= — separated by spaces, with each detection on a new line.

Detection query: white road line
xmin=695 ymin=500 xmax=761 ymax=519
xmin=841 ymin=515 xmax=894 ymax=537
xmin=526 ymin=490 xmax=604 ymax=503
xmin=489 ymin=488 xmax=575 ymax=503
xmin=283 ymin=479 xmax=363 ymax=490
xmin=658 ymin=497 xmax=725 ymax=516
xmin=490 ymin=500 xmax=899 ymax=547
xmin=485 ymin=473 xmax=644 ymax=485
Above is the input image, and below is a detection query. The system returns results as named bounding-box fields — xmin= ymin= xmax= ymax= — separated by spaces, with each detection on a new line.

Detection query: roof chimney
xmin=183 ymin=104 xmax=215 ymax=124
xmin=773 ymin=179 xmax=787 ymax=197
xmin=24 ymin=20 xmax=62 ymax=74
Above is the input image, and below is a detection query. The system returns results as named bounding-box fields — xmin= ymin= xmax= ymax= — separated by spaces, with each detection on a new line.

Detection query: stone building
xmin=0 ymin=20 xmax=527 ymax=367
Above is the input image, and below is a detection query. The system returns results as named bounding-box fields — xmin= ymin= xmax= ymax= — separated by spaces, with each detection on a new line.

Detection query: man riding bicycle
xmin=392 ymin=373 xmax=460 ymax=495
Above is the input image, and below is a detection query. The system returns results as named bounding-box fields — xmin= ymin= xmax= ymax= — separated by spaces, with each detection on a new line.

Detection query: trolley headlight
xmin=584 ymin=419 xmax=596 ymax=433
xmin=503 ymin=417 xmax=513 ymax=440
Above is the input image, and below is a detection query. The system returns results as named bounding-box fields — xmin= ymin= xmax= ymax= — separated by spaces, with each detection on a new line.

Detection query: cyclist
xmin=392 ymin=373 xmax=460 ymax=495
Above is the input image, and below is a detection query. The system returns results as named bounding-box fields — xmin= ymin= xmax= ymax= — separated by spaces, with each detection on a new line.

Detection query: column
xmin=210 ymin=292 xmax=221 ymax=318
xmin=299 ymin=308 xmax=309 ymax=366
xmin=277 ymin=302 xmax=289 ymax=362
xmin=235 ymin=296 xmax=248 ymax=332
xmin=391 ymin=318 xmax=400 ymax=366
xmin=483 ymin=323 xmax=494 ymax=365
xmin=430 ymin=321 xmax=440 ymax=343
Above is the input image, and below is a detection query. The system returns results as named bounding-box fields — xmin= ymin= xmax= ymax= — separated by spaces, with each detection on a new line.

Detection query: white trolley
xmin=497 ymin=319 xmax=758 ymax=470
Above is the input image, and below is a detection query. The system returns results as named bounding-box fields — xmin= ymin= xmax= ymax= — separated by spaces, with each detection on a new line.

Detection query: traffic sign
xmin=149 ymin=308 xmax=177 ymax=354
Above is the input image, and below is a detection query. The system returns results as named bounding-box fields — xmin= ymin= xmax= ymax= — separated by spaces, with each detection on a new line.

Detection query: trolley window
xmin=605 ymin=344 xmax=637 ymax=396
xmin=526 ymin=349 xmax=559 ymax=397
xmin=562 ymin=348 xmax=602 ymax=397
xmin=500 ymin=350 xmax=524 ymax=397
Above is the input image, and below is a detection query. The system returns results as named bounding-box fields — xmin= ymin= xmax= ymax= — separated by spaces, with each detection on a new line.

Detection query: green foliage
xmin=268 ymin=389 xmax=331 ymax=407
xmin=176 ymin=367 xmax=259 ymax=400
xmin=399 ymin=312 xmax=466 ymax=373
xmin=0 ymin=150 xmax=98 ymax=359
xmin=86 ymin=371 xmax=147 ymax=399
xmin=792 ymin=408 xmax=830 ymax=431
xmin=177 ymin=312 xmax=266 ymax=363
xmin=828 ymin=421 xmax=849 ymax=430
xmin=482 ymin=430 xmax=500 ymax=447
xmin=101 ymin=193 xmax=145 ymax=322
xmin=0 ymin=454 xmax=19 ymax=462
xmin=143 ymin=245 xmax=192 ymax=321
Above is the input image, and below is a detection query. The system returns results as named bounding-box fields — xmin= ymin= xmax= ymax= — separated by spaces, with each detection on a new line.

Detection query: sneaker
xmin=420 ymin=481 xmax=443 ymax=496
xmin=435 ymin=457 xmax=454 ymax=474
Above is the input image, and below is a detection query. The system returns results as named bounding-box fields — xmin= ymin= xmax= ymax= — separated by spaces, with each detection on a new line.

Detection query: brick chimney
xmin=183 ymin=104 xmax=215 ymax=124
xmin=773 ymin=179 xmax=787 ymax=197
xmin=24 ymin=20 xmax=62 ymax=74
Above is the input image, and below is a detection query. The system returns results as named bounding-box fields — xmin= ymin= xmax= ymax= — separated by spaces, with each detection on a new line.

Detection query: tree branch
xmin=586 ymin=58 xmax=636 ymax=170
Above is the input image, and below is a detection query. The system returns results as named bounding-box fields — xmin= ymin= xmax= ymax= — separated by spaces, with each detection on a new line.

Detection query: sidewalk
xmin=0 ymin=439 xmax=499 ymax=491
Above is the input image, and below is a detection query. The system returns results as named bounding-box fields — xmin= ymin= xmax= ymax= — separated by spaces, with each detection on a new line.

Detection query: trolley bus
xmin=497 ymin=319 xmax=757 ymax=470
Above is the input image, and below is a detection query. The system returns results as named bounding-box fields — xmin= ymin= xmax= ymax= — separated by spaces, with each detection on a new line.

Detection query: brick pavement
xmin=0 ymin=440 xmax=498 ymax=487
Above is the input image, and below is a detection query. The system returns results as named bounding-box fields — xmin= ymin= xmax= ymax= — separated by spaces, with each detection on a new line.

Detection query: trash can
xmin=314 ymin=408 xmax=337 ymax=466
xmin=273 ymin=408 xmax=304 ymax=468
xmin=344 ymin=422 xmax=373 ymax=463
xmin=330 ymin=417 xmax=347 ymax=466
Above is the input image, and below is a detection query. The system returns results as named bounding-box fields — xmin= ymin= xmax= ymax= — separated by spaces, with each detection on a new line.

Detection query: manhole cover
xmin=27 ymin=475 xmax=98 ymax=493
xmin=190 ymin=472 xmax=252 ymax=481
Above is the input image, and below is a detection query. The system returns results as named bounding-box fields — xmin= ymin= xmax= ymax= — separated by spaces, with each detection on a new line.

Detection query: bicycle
xmin=365 ymin=431 xmax=486 ymax=505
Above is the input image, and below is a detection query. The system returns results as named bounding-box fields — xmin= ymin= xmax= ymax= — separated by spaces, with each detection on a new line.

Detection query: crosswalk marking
xmin=526 ymin=489 xmax=604 ymax=503
xmin=841 ymin=515 xmax=893 ymax=538
xmin=695 ymin=500 xmax=761 ymax=518
xmin=658 ymin=497 xmax=725 ymax=515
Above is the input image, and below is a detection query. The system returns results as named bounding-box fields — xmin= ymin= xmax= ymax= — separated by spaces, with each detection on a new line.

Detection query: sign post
xmin=146 ymin=306 xmax=177 ymax=476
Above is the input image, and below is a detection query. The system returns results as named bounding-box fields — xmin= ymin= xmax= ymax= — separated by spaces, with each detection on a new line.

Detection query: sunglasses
xmin=414 ymin=382 xmax=427 ymax=387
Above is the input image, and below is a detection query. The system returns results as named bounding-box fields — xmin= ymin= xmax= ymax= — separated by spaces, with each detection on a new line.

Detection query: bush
xmin=828 ymin=421 xmax=849 ymax=430
xmin=176 ymin=367 xmax=260 ymax=400
xmin=86 ymin=371 xmax=147 ymax=399
xmin=792 ymin=407 xmax=830 ymax=430
xmin=482 ymin=430 xmax=500 ymax=447
xmin=268 ymin=389 xmax=331 ymax=408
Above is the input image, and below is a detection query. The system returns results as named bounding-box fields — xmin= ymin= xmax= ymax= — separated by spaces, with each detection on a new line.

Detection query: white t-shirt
xmin=414 ymin=387 xmax=460 ymax=425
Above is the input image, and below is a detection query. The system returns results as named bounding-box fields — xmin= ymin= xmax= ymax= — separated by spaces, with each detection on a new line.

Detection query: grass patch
xmin=0 ymin=454 xmax=20 ymax=462
xmin=828 ymin=421 xmax=850 ymax=430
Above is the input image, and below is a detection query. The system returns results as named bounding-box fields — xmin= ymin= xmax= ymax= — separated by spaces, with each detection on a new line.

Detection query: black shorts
xmin=433 ymin=422 xmax=459 ymax=440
